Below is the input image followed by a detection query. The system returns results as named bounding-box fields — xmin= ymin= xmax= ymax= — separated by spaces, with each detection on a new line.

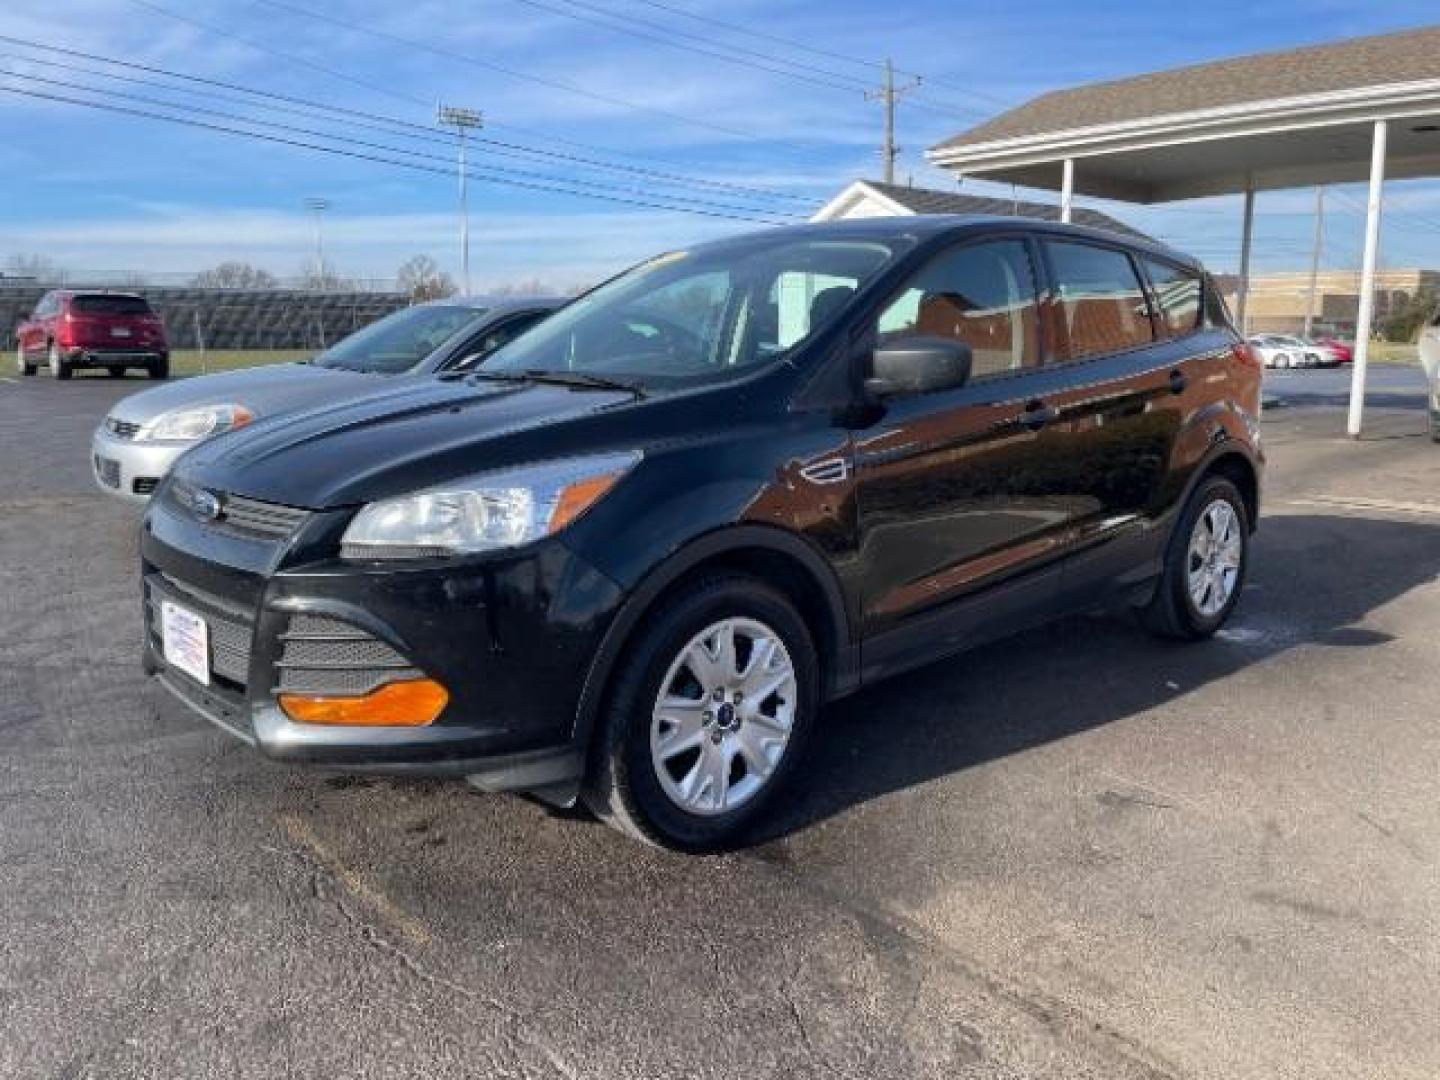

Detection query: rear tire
xmin=1142 ymin=476 xmax=1249 ymax=641
xmin=148 ymin=356 xmax=169 ymax=380
xmin=107 ymin=367 xmax=126 ymax=378
xmin=16 ymin=345 xmax=36 ymax=376
xmin=582 ymin=574 xmax=818 ymax=851
xmin=48 ymin=342 xmax=72 ymax=380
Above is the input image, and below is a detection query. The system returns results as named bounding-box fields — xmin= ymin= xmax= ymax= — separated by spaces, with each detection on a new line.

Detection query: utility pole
xmin=865 ymin=58 xmax=921 ymax=185
xmin=437 ymin=104 xmax=484 ymax=296
xmin=1303 ymin=185 xmax=1325 ymax=338
xmin=302 ymin=196 xmax=330 ymax=289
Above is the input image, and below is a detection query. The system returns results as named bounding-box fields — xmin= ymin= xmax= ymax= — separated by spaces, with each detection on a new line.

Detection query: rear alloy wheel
xmin=48 ymin=342 xmax=72 ymax=380
xmin=584 ymin=575 xmax=817 ymax=851
xmin=16 ymin=345 xmax=36 ymax=376
xmin=1142 ymin=476 xmax=1249 ymax=640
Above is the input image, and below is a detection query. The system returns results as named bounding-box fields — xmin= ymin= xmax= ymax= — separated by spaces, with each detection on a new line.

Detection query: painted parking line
xmin=278 ymin=812 xmax=432 ymax=947
xmin=1287 ymin=494 xmax=1440 ymax=517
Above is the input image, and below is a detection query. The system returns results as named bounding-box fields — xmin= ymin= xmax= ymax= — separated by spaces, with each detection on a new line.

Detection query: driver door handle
xmin=1168 ymin=369 xmax=1189 ymax=395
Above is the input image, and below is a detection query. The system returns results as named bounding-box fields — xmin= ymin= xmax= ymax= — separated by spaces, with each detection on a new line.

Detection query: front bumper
xmin=139 ymin=490 xmax=623 ymax=785
xmin=92 ymin=428 xmax=189 ymax=501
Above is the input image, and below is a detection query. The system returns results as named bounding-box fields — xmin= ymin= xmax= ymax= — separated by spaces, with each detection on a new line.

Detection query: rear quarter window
xmin=1142 ymin=259 xmax=1203 ymax=337
xmin=71 ymin=295 xmax=153 ymax=316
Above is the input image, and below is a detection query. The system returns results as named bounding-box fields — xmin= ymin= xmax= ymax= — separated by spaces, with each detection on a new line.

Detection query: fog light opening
xmin=278 ymin=678 xmax=449 ymax=727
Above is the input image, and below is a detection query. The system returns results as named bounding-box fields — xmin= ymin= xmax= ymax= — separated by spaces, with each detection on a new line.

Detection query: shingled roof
xmin=934 ymin=24 xmax=1440 ymax=151
xmin=816 ymin=180 xmax=1151 ymax=241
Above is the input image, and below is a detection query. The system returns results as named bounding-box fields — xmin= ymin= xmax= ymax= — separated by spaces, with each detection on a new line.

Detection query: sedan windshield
xmin=483 ymin=237 xmax=898 ymax=390
xmin=313 ymin=305 xmax=485 ymax=375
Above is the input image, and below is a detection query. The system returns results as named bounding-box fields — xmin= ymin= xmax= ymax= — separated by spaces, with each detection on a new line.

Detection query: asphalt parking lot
xmin=1 ymin=367 xmax=1437 ymax=1080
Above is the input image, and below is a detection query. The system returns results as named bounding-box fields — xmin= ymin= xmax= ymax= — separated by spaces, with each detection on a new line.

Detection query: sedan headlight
xmin=341 ymin=451 xmax=640 ymax=559
xmin=139 ymin=403 xmax=254 ymax=442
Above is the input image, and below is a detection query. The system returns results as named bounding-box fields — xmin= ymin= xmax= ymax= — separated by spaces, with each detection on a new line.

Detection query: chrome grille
xmin=106 ymin=417 xmax=141 ymax=439
xmin=145 ymin=573 xmax=255 ymax=687
xmin=276 ymin=614 xmax=419 ymax=695
xmin=164 ymin=481 xmax=309 ymax=542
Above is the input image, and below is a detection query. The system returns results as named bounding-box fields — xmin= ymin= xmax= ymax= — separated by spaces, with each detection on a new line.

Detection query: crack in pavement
xmin=276 ymin=812 xmax=581 ymax=1080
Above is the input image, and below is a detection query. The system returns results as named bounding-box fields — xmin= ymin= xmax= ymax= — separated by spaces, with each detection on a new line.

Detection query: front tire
xmin=148 ymin=355 xmax=169 ymax=380
xmin=1142 ymin=476 xmax=1249 ymax=640
xmin=582 ymin=575 xmax=818 ymax=851
xmin=48 ymin=342 xmax=72 ymax=380
xmin=16 ymin=345 xmax=36 ymax=376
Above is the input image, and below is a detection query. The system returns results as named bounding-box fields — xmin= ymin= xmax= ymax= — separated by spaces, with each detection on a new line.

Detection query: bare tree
xmin=192 ymin=261 xmax=279 ymax=289
xmin=297 ymin=263 xmax=354 ymax=293
xmin=396 ymin=255 xmax=457 ymax=302
xmin=4 ymin=253 xmax=65 ymax=283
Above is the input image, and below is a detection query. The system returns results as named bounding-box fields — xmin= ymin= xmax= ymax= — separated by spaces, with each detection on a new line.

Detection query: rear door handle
xmin=1168 ymin=369 xmax=1188 ymax=394
xmin=1019 ymin=400 xmax=1060 ymax=431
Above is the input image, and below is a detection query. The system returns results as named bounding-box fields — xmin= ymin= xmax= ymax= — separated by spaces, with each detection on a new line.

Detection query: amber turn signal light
xmin=278 ymin=678 xmax=449 ymax=727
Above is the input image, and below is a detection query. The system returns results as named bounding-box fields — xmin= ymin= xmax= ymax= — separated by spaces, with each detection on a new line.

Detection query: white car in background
xmin=1421 ymin=307 xmax=1439 ymax=441
xmin=1248 ymin=334 xmax=1329 ymax=369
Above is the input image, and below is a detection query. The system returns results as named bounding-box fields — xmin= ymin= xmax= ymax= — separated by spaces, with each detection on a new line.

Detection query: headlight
xmin=341 ymin=451 xmax=640 ymax=559
xmin=139 ymin=403 xmax=254 ymax=442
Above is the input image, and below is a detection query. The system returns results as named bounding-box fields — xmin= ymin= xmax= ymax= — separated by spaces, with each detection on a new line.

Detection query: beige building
xmin=1224 ymin=268 xmax=1439 ymax=335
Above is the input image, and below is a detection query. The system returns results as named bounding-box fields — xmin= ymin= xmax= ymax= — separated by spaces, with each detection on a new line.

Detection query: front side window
xmin=484 ymin=238 xmax=898 ymax=390
xmin=313 ymin=305 xmax=486 ymax=374
xmin=1143 ymin=259 xmax=1202 ymax=338
xmin=875 ymin=239 xmax=1040 ymax=380
xmin=1046 ymin=241 xmax=1154 ymax=360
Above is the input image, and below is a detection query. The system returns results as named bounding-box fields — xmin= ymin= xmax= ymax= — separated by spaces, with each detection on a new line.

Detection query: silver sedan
xmin=91 ymin=298 xmax=560 ymax=501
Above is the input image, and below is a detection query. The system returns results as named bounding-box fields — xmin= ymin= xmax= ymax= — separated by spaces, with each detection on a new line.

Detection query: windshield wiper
xmin=465 ymin=368 xmax=645 ymax=398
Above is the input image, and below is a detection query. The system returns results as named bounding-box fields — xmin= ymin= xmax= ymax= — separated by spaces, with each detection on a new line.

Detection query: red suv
xmin=16 ymin=291 xmax=169 ymax=380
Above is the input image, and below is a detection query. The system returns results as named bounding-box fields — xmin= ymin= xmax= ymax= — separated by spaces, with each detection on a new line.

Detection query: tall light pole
xmin=302 ymin=196 xmax=330 ymax=289
xmin=437 ymin=104 xmax=484 ymax=295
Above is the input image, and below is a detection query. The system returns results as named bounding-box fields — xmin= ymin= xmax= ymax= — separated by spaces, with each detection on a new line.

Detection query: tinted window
xmin=1203 ymin=278 xmax=1233 ymax=329
xmin=486 ymin=239 xmax=896 ymax=390
xmin=1143 ymin=259 xmax=1202 ymax=337
xmin=876 ymin=239 xmax=1040 ymax=380
xmin=1046 ymin=242 xmax=1154 ymax=359
xmin=71 ymin=294 xmax=153 ymax=316
xmin=448 ymin=311 xmax=552 ymax=371
xmin=313 ymin=304 xmax=486 ymax=375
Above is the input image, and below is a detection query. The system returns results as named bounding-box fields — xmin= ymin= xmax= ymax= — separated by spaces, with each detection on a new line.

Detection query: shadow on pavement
xmin=751 ymin=512 xmax=1440 ymax=846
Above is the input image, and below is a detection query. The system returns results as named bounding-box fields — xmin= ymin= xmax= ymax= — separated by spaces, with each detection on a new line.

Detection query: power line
xmin=1 ymin=67 xmax=802 ymax=219
xmin=245 ymin=0 xmax=830 ymax=150
xmin=0 ymin=34 xmax=814 ymax=206
xmin=623 ymin=0 xmax=1012 ymax=108
xmin=0 ymin=84 xmax=795 ymax=225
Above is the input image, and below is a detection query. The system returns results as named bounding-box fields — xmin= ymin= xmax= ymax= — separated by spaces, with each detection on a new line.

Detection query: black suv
xmin=141 ymin=217 xmax=1263 ymax=850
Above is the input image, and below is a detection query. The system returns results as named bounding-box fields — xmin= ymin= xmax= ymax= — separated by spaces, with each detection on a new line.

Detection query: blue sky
xmin=0 ymin=0 xmax=1437 ymax=290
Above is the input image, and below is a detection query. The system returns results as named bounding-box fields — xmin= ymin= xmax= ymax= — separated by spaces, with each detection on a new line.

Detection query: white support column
xmin=1236 ymin=179 xmax=1255 ymax=335
xmin=1060 ymin=158 xmax=1074 ymax=223
xmin=1347 ymin=119 xmax=1388 ymax=439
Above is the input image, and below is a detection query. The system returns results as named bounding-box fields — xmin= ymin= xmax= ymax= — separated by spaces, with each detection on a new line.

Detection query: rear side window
xmin=875 ymin=239 xmax=1040 ymax=380
xmin=71 ymin=295 xmax=153 ymax=316
xmin=1045 ymin=242 xmax=1154 ymax=360
xmin=1142 ymin=259 xmax=1202 ymax=337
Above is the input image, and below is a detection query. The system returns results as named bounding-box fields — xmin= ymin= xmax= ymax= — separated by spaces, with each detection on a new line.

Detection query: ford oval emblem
xmin=191 ymin=488 xmax=223 ymax=521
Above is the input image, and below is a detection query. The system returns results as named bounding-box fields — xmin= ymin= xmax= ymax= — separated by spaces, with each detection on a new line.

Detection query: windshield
xmin=483 ymin=237 xmax=898 ymax=389
xmin=313 ymin=304 xmax=485 ymax=374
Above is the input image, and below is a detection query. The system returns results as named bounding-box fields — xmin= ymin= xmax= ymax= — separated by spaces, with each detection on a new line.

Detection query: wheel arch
xmin=572 ymin=525 xmax=854 ymax=748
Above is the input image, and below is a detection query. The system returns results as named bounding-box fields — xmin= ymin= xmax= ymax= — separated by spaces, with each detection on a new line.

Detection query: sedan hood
xmin=108 ymin=362 xmax=375 ymax=424
xmin=176 ymin=376 xmax=635 ymax=508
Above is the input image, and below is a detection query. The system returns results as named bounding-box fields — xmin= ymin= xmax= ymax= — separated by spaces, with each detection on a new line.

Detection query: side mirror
xmin=865 ymin=337 xmax=972 ymax=397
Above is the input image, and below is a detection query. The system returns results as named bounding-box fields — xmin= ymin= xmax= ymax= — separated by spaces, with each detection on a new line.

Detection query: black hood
xmin=176 ymin=376 xmax=635 ymax=508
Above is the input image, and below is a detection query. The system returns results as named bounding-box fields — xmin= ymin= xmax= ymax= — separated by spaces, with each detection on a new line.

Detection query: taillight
xmin=1234 ymin=342 xmax=1261 ymax=369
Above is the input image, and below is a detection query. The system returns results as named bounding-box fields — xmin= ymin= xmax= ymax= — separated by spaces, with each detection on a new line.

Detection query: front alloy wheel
xmin=584 ymin=574 xmax=817 ymax=850
xmin=650 ymin=617 xmax=798 ymax=816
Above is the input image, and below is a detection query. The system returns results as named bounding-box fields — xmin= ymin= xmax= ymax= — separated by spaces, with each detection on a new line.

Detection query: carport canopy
xmin=927 ymin=25 xmax=1440 ymax=436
